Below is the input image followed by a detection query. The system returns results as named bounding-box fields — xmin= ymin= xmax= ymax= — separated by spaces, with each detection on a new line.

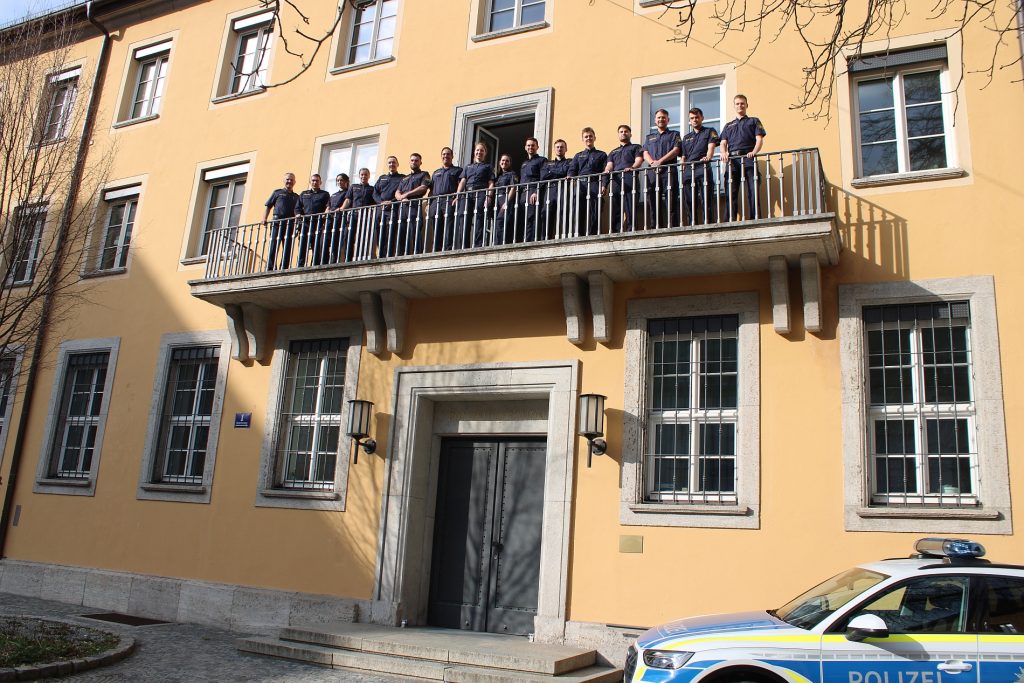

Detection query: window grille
xmin=153 ymin=346 xmax=219 ymax=485
xmin=50 ymin=352 xmax=109 ymax=479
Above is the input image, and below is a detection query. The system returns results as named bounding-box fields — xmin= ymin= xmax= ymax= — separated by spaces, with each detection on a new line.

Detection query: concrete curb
xmin=0 ymin=616 xmax=136 ymax=681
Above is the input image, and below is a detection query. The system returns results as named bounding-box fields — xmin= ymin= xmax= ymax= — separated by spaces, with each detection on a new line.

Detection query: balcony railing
xmin=202 ymin=148 xmax=826 ymax=280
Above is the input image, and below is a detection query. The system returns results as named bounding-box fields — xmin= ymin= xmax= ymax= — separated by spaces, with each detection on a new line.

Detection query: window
xmin=838 ymin=576 xmax=970 ymax=634
xmin=0 ymin=355 xmax=15 ymax=452
xmin=256 ymin=320 xmax=362 ymax=511
xmin=152 ymin=346 xmax=219 ymax=485
xmin=49 ymin=352 xmax=109 ymax=479
xmin=646 ymin=315 xmax=738 ymax=503
xmin=8 ymin=205 xmax=46 ymax=285
xmin=839 ymin=277 xmax=1010 ymax=533
xmin=978 ymin=576 xmax=1024 ymax=634
xmin=487 ymin=0 xmax=545 ymax=32
xmin=851 ymin=47 xmax=951 ymax=177
xmin=221 ymin=11 xmax=273 ymax=97
xmin=276 ymin=338 xmax=348 ymax=490
xmin=644 ymin=79 xmax=723 ymax=135
xmin=345 ymin=0 xmax=396 ymax=66
xmin=621 ymin=292 xmax=760 ymax=528
xmin=864 ymin=301 xmax=976 ymax=506
xmin=318 ymin=137 xmax=379 ymax=184
xmin=38 ymin=68 xmax=79 ymax=143
xmin=129 ymin=42 xmax=170 ymax=119
xmin=198 ymin=163 xmax=248 ymax=256
xmin=95 ymin=186 xmax=140 ymax=272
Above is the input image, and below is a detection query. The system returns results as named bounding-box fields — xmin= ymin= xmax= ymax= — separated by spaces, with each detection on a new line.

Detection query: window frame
xmin=93 ymin=186 xmax=140 ymax=274
xmin=137 ymin=331 xmax=231 ymax=504
xmin=256 ymin=320 xmax=363 ymax=511
xmin=338 ymin=0 xmax=398 ymax=69
xmin=6 ymin=204 xmax=47 ymax=286
xmin=839 ymin=277 xmax=1010 ymax=534
xmin=317 ymin=135 xmax=380 ymax=185
xmin=129 ymin=50 xmax=169 ymax=120
xmin=38 ymin=68 xmax=79 ymax=144
xmin=213 ymin=9 xmax=275 ymax=101
xmin=852 ymin=62 xmax=954 ymax=179
xmin=0 ymin=348 xmax=24 ymax=472
xmin=642 ymin=77 xmax=726 ymax=136
xmin=621 ymin=292 xmax=760 ymax=528
xmin=485 ymin=0 xmax=546 ymax=33
xmin=199 ymin=165 xmax=248 ymax=258
xmin=34 ymin=337 xmax=120 ymax=497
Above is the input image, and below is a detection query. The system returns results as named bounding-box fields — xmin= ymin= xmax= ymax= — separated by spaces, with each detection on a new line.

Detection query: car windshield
xmin=774 ymin=567 xmax=888 ymax=630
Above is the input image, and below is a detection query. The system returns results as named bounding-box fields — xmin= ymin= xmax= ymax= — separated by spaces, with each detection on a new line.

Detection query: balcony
xmin=189 ymin=148 xmax=839 ymax=358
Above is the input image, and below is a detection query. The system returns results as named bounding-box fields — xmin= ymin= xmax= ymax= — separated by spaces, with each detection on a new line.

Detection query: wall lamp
xmin=346 ymin=399 xmax=376 ymax=463
xmin=578 ymin=393 xmax=608 ymax=468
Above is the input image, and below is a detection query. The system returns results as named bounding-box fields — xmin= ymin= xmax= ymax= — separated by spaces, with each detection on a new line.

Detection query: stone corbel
xmin=225 ymin=302 xmax=269 ymax=362
xmin=360 ymin=291 xmax=385 ymax=356
xmin=560 ymin=273 xmax=585 ymax=345
xmin=587 ymin=271 xmax=614 ymax=344
xmin=768 ymin=256 xmax=791 ymax=335
xmin=800 ymin=253 xmax=823 ymax=334
xmin=381 ymin=290 xmax=408 ymax=354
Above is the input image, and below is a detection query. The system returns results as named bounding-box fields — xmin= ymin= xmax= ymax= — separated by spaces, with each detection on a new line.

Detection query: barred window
xmin=153 ymin=346 xmax=219 ymax=485
xmin=276 ymin=338 xmax=348 ymax=489
xmin=865 ymin=301 xmax=976 ymax=506
xmin=50 ymin=352 xmax=109 ymax=479
xmin=646 ymin=315 xmax=738 ymax=504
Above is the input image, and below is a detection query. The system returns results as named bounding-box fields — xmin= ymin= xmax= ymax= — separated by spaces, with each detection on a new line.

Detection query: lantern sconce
xmin=578 ymin=393 xmax=608 ymax=468
xmin=346 ymin=399 xmax=377 ymax=463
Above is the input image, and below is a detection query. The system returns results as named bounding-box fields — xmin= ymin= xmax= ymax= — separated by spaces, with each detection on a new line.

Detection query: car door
xmin=819 ymin=575 xmax=978 ymax=683
xmin=974 ymin=574 xmax=1024 ymax=682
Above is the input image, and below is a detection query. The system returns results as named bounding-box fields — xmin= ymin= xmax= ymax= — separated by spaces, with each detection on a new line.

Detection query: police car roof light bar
xmin=913 ymin=537 xmax=986 ymax=559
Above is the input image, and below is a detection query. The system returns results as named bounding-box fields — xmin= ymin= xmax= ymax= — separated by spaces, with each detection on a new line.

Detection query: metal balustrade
xmin=203 ymin=148 xmax=826 ymax=280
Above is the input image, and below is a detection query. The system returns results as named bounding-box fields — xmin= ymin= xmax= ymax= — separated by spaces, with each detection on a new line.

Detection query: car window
xmin=978 ymin=576 xmax=1024 ymax=634
xmin=776 ymin=568 xmax=888 ymax=630
xmin=839 ymin=576 xmax=969 ymax=634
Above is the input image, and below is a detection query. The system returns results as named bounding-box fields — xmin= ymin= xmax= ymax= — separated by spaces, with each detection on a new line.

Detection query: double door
xmin=428 ymin=438 xmax=545 ymax=636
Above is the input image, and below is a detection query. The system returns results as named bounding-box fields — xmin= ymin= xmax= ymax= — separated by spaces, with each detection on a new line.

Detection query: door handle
xmin=491 ymin=541 xmax=503 ymax=558
xmin=937 ymin=661 xmax=973 ymax=674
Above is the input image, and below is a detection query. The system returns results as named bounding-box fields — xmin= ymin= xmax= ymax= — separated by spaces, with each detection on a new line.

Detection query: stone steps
xmin=237 ymin=622 xmax=622 ymax=682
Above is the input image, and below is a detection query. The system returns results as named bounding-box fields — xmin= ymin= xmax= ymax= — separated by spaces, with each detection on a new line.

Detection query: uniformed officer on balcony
xmin=373 ymin=156 xmax=405 ymax=258
xmin=263 ymin=172 xmax=299 ymax=271
xmin=519 ymin=137 xmax=547 ymax=242
xmin=603 ymin=124 xmax=644 ymax=233
xmin=643 ymin=109 xmax=683 ymax=230
xmin=454 ymin=142 xmax=495 ymax=249
xmin=429 ymin=147 xmax=463 ymax=252
xmin=296 ymin=173 xmax=331 ymax=266
xmin=325 ymin=173 xmax=350 ymax=264
xmin=568 ymin=127 xmax=608 ymax=237
xmin=719 ymin=94 xmax=766 ymax=220
xmin=394 ymin=153 xmax=431 ymax=255
xmin=493 ymin=153 xmax=519 ymax=245
xmin=340 ymin=168 xmax=375 ymax=261
xmin=679 ymin=108 xmax=719 ymax=225
xmin=539 ymin=139 xmax=570 ymax=240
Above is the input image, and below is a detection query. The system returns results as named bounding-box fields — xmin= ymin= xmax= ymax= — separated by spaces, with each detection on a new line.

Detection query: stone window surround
xmin=33 ymin=337 xmax=121 ymax=497
xmin=451 ymin=88 xmax=553 ymax=165
xmin=621 ymin=292 xmax=761 ymax=529
xmin=328 ymin=0 xmax=404 ymax=74
xmin=110 ymin=31 xmax=177 ymax=127
xmin=178 ymin=152 xmax=256 ymax=265
xmin=468 ymin=0 xmax=551 ymax=45
xmin=136 ymin=331 xmax=232 ymax=504
xmin=839 ymin=276 xmax=1010 ymax=534
xmin=0 ymin=345 xmax=25 ymax=472
xmin=254 ymin=320 xmax=363 ymax=511
xmin=371 ymin=361 xmax=579 ymax=644
xmin=209 ymin=6 xmax=277 ymax=103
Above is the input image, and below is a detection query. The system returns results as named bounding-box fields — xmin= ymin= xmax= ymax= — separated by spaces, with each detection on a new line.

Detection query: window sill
xmin=851 ymin=167 xmax=966 ymax=188
xmin=180 ymin=256 xmax=207 ymax=267
xmin=472 ymin=21 xmax=549 ymax=43
xmin=141 ymin=483 xmax=208 ymax=494
xmin=629 ymin=503 xmax=749 ymax=516
xmin=211 ymin=87 xmax=266 ymax=105
xmin=260 ymin=488 xmax=340 ymax=501
xmin=36 ymin=477 xmax=91 ymax=488
xmin=856 ymin=506 xmax=1000 ymax=521
xmin=6 ymin=280 xmax=32 ymax=289
xmin=638 ymin=0 xmax=669 ymax=6
xmin=81 ymin=267 xmax=128 ymax=279
xmin=112 ymin=114 xmax=160 ymax=130
xmin=329 ymin=55 xmax=395 ymax=76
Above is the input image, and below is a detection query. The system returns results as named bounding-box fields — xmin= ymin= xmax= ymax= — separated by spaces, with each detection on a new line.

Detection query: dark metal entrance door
xmin=427 ymin=438 xmax=546 ymax=635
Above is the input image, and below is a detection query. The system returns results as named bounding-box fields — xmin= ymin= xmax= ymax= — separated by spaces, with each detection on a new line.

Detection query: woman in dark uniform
xmin=453 ymin=142 xmax=495 ymax=249
xmin=493 ymin=153 xmax=518 ymax=246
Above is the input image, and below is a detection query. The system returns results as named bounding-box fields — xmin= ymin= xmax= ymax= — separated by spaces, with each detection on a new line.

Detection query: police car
xmin=624 ymin=538 xmax=1024 ymax=683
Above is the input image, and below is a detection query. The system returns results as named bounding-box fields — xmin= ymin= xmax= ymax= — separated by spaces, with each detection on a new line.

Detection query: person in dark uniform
xmin=263 ymin=172 xmax=299 ymax=270
xmin=539 ymin=139 xmax=570 ymax=240
xmin=394 ymin=153 xmax=431 ymax=255
xmin=428 ymin=147 xmax=463 ymax=252
xmin=493 ymin=153 xmax=518 ymax=246
xmin=643 ymin=108 xmax=683 ymax=230
xmin=326 ymin=173 xmax=350 ymax=264
xmin=603 ymin=124 xmax=644 ymax=233
xmin=340 ymin=168 xmax=375 ymax=261
xmin=372 ymin=156 xmax=405 ymax=258
xmin=679 ymin=108 xmax=719 ymax=225
xmin=296 ymin=173 xmax=331 ymax=266
xmin=719 ymin=94 xmax=766 ymax=221
xmin=454 ymin=142 xmax=494 ymax=249
xmin=518 ymin=137 xmax=547 ymax=242
xmin=568 ymin=127 xmax=608 ymax=237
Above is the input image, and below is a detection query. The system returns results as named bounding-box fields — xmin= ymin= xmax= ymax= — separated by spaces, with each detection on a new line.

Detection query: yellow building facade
xmin=0 ymin=0 xmax=1020 ymax=660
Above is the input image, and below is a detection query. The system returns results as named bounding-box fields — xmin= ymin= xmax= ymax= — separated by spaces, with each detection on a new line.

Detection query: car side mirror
xmin=846 ymin=614 xmax=889 ymax=642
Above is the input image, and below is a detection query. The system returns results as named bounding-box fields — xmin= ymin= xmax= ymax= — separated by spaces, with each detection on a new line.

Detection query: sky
xmin=0 ymin=0 xmax=80 ymax=26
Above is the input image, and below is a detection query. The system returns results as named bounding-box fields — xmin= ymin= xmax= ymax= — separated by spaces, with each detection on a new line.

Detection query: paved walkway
xmin=0 ymin=593 xmax=413 ymax=682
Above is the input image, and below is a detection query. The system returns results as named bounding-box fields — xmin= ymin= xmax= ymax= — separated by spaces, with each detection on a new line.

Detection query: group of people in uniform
xmin=258 ymin=95 xmax=766 ymax=270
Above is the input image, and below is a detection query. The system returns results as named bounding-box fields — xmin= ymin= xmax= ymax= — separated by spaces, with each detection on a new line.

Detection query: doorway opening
xmin=473 ymin=118 xmax=535 ymax=174
xmin=427 ymin=437 xmax=546 ymax=636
